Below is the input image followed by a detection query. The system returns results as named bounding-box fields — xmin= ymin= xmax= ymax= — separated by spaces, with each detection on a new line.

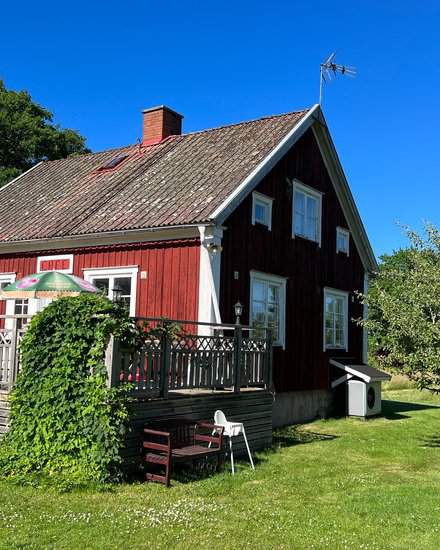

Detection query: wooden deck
xmin=122 ymin=389 xmax=273 ymax=470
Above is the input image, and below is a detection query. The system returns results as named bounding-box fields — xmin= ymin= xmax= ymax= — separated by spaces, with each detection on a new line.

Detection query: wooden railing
xmin=106 ymin=318 xmax=273 ymax=396
xmin=0 ymin=316 xmax=32 ymax=390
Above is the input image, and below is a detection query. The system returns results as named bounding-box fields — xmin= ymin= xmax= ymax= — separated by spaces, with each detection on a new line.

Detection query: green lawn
xmin=1 ymin=389 xmax=440 ymax=549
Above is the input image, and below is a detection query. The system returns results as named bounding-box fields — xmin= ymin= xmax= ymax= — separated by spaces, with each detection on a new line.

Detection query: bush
xmin=0 ymin=294 xmax=135 ymax=487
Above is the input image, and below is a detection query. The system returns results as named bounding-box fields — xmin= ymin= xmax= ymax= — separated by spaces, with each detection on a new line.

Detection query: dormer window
xmin=292 ymin=180 xmax=322 ymax=246
xmin=336 ymin=227 xmax=350 ymax=255
xmin=252 ymin=192 xmax=273 ymax=230
xmin=97 ymin=153 xmax=129 ymax=172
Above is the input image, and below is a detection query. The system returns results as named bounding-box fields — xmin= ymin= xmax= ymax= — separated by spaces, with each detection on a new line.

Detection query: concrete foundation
xmin=272 ymin=389 xmax=333 ymax=427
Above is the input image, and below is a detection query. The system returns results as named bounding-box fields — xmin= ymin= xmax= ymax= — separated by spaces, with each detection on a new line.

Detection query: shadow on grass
xmin=420 ymin=435 xmax=440 ymax=448
xmin=382 ymin=399 xmax=440 ymax=420
xmin=272 ymin=425 xmax=337 ymax=449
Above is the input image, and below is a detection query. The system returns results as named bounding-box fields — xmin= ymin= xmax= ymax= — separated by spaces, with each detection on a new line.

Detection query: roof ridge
xmin=181 ymin=108 xmax=310 ymax=137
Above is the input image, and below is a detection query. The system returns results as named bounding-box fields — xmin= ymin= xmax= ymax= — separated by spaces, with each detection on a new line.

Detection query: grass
xmin=1 ymin=389 xmax=440 ymax=549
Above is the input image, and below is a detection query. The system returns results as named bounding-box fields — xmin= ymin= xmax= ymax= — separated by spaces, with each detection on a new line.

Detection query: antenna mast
xmin=319 ymin=53 xmax=357 ymax=105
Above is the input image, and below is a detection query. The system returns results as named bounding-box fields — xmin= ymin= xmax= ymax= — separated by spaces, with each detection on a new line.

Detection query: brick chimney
xmin=142 ymin=105 xmax=183 ymax=146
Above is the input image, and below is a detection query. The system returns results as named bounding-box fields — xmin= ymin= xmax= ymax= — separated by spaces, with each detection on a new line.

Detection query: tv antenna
xmin=319 ymin=53 xmax=356 ymax=105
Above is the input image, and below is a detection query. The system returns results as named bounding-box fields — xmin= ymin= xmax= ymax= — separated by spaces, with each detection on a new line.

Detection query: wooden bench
xmin=143 ymin=419 xmax=224 ymax=486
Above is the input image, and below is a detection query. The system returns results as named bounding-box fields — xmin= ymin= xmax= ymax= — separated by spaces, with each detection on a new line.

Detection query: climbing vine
xmin=0 ymin=294 xmax=136 ymax=488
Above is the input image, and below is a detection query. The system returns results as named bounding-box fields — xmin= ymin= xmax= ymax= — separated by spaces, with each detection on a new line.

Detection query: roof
xmin=0 ymin=110 xmax=308 ymax=242
xmin=0 ymin=105 xmax=377 ymax=271
xmin=330 ymin=358 xmax=391 ymax=383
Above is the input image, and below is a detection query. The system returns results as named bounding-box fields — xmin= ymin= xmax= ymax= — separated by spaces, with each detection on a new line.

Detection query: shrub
xmin=0 ymin=293 xmax=135 ymax=487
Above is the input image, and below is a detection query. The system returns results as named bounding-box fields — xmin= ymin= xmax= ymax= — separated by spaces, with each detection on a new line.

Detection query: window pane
xmin=252 ymin=280 xmax=266 ymax=302
xmin=294 ymin=191 xmax=305 ymax=236
xmin=306 ymin=217 xmax=316 ymax=241
xmin=254 ymin=203 xmax=267 ymax=224
xmin=93 ymin=278 xmax=110 ymax=295
xmin=114 ymin=277 xmax=131 ymax=296
xmin=267 ymin=284 xmax=279 ymax=304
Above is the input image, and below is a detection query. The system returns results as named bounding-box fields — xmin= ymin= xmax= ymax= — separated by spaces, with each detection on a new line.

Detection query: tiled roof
xmin=0 ymin=109 xmax=308 ymax=242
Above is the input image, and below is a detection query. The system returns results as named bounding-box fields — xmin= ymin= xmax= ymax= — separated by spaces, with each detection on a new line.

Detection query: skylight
xmin=98 ymin=153 xmax=129 ymax=171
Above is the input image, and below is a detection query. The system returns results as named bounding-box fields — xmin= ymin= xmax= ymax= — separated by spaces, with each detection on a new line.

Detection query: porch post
xmin=105 ymin=335 xmax=121 ymax=388
xmin=9 ymin=317 xmax=18 ymax=390
xmin=159 ymin=323 xmax=170 ymax=398
xmin=233 ymin=325 xmax=242 ymax=393
xmin=265 ymin=328 xmax=273 ymax=390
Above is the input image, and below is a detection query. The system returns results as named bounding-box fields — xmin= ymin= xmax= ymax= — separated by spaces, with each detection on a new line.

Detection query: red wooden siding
xmin=219 ymin=128 xmax=365 ymax=394
xmin=0 ymin=239 xmax=200 ymax=321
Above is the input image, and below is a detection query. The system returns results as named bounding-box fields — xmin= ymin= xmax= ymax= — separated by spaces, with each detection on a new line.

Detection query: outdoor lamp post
xmin=234 ymin=301 xmax=243 ymax=325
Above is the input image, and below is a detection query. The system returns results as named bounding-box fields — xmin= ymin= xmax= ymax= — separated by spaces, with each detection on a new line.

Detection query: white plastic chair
xmin=214 ymin=410 xmax=255 ymax=475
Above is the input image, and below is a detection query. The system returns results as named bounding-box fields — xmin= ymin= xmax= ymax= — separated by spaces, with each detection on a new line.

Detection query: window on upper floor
xmin=324 ymin=288 xmax=349 ymax=351
xmin=292 ymin=180 xmax=322 ymax=245
xmin=252 ymin=192 xmax=273 ymax=230
xmin=336 ymin=227 xmax=350 ymax=255
xmin=250 ymin=271 xmax=286 ymax=347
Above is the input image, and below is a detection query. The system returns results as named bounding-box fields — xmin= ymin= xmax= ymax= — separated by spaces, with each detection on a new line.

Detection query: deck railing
xmin=0 ymin=316 xmax=32 ymax=390
xmin=106 ymin=318 xmax=273 ymax=396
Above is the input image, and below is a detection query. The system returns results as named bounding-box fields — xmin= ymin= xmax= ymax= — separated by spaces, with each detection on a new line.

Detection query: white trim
xmin=362 ymin=272 xmax=369 ymax=364
xmin=336 ymin=226 xmax=350 ymax=256
xmin=250 ymin=270 xmax=287 ymax=348
xmin=197 ymin=226 xmax=223 ymax=331
xmin=83 ymin=266 xmax=138 ymax=317
xmin=251 ymin=192 xmax=273 ymax=230
xmin=37 ymin=254 xmax=74 ymax=274
xmin=311 ymin=117 xmax=377 ymax=272
xmin=323 ymin=287 xmax=349 ymax=352
xmin=0 ymin=162 xmax=43 ymax=194
xmin=291 ymin=179 xmax=323 ymax=246
xmin=0 ymin=273 xmax=16 ymax=328
xmin=211 ymin=105 xmax=321 ymax=223
xmin=0 ymin=225 xmax=206 ymax=254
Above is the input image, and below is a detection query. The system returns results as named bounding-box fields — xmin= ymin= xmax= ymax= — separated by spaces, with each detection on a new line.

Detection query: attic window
xmin=98 ymin=153 xmax=129 ymax=171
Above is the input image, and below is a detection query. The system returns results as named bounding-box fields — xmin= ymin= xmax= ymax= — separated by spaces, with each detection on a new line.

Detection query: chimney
xmin=142 ymin=105 xmax=183 ymax=146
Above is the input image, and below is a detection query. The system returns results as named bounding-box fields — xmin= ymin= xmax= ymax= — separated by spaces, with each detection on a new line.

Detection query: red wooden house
xmin=0 ymin=104 xmax=376 ymax=425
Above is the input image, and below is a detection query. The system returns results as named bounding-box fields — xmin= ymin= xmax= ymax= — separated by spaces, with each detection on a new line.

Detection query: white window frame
xmin=292 ymin=179 xmax=323 ymax=246
xmin=250 ymin=270 xmax=286 ymax=348
xmin=251 ymin=192 xmax=273 ymax=230
xmin=323 ymin=287 xmax=349 ymax=351
xmin=37 ymin=254 xmax=74 ymax=274
xmin=83 ymin=266 xmax=138 ymax=317
xmin=0 ymin=274 xmax=16 ymax=326
xmin=336 ymin=227 xmax=350 ymax=256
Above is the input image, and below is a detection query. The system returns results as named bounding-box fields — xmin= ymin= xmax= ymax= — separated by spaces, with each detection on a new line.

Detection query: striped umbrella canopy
xmin=0 ymin=272 xmax=99 ymax=299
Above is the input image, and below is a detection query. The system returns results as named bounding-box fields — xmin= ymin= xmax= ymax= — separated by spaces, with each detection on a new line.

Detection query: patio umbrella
xmin=0 ymin=272 xmax=99 ymax=299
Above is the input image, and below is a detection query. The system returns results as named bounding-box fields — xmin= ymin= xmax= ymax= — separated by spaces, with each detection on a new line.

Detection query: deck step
xmin=145 ymin=472 xmax=167 ymax=484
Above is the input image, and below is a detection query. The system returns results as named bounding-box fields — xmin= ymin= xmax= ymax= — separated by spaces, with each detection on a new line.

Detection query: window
xmin=336 ymin=227 xmax=350 ymax=255
xmin=250 ymin=271 xmax=286 ymax=347
xmin=324 ymin=288 xmax=349 ymax=351
xmin=83 ymin=267 xmax=138 ymax=317
xmin=292 ymin=180 xmax=322 ymax=245
xmin=37 ymin=254 xmax=74 ymax=274
xmin=14 ymin=299 xmax=29 ymax=330
xmin=252 ymin=192 xmax=273 ymax=230
xmin=97 ymin=153 xmax=129 ymax=172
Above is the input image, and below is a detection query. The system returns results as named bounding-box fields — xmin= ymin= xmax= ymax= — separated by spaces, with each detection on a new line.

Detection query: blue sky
xmin=1 ymin=1 xmax=439 ymax=257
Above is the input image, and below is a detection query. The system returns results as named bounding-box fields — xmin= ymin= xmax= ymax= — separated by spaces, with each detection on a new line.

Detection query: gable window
xmin=252 ymin=192 xmax=273 ymax=230
xmin=336 ymin=227 xmax=350 ymax=255
xmin=37 ymin=254 xmax=74 ymax=274
xmin=292 ymin=180 xmax=322 ymax=245
xmin=83 ymin=266 xmax=138 ymax=317
xmin=324 ymin=288 xmax=349 ymax=351
xmin=250 ymin=271 xmax=286 ymax=347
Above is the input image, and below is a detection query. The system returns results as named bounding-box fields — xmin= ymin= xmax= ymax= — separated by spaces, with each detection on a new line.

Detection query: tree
xmin=0 ymin=80 xmax=90 ymax=187
xmin=360 ymin=223 xmax=440 ymax=392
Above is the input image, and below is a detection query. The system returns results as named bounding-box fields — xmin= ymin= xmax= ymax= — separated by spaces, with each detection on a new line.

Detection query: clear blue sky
xmin=1 ymin=1 xmax=439 ymax=257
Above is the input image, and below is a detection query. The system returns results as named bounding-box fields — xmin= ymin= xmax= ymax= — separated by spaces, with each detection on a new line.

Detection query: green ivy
xmin=0 ymin=294 xmax=135 ymax=488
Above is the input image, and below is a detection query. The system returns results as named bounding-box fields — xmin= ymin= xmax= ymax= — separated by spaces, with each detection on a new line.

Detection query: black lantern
xmin=234 ymin=301 xmax=243 ymax=325
xmin=112 ymin=284 xmax=123 ymax=304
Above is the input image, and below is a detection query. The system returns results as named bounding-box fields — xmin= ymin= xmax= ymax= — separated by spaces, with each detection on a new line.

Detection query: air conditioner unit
xmin=347 ymin=380 xmax=382 ymax=417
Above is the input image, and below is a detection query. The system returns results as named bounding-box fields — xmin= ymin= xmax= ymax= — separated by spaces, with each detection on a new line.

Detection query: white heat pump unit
xmin=347 ymin=380 xmax=382 ymax=417
xmin=330 ymin=358 xmax=391 ymax=418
